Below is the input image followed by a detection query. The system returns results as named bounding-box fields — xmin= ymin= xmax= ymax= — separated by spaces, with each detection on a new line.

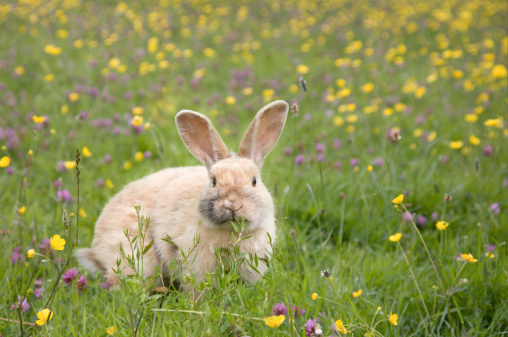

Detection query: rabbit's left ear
xmin=238 ymin=100 xmax=289 ymax=168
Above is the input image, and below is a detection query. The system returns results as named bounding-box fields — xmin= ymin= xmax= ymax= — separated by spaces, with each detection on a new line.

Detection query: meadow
xmin=1 ymin=0 xmax=507 ymax=336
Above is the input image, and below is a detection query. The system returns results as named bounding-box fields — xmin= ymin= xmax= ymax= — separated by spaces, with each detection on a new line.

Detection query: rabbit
xmin=75 ymin=100 xmax=289 ymax=291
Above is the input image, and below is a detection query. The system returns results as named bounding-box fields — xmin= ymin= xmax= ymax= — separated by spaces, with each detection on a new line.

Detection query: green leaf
xmin=143 ymin=239 xmax=154 ymax=255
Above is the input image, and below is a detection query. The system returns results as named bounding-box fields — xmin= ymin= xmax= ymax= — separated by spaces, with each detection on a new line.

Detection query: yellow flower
xmin=297 ymin=64 xmax=309 ymax=74
xmin=132 ymin=106 xmax=144 ymax=115
xmin=28 ymin=149 xmax=33 ymax=156
xmin=389 ymin=233 xmax=402 ymax=242
xmin=144 ymin=122 xmax=151 ymax=130
xmin=311 ymin=293 xmax=318 ymax=300
xmin=335 ymin=319 xmax=348 ymax=334
xmin=106 ymin=179 xmax=114 ymax=188
xmin=225 ymin=96 xmax=236 ymax=105
xmin=44 ymin=44 xmax=62 ymax=56
xmin=0 ymin=156 xmax=11 ymax=167
xmin=289 ymin=84 xmax=299 ymax=93
xmin=68 ymin=92 xmax=80 ymax=102
xmin=492 ymin=64 xmax=507 ymax=78
xmin=485 ymin=252 xmax=494 ymax=259
xmin=82 ymin=146 xmax=92 ymax=157
xmin=464 ymin=114 xmax=477 ymax=123
xmin=27 ymin=249 xmax=35 ymax=258
xmin=124 ymin=161 xmax=132 ymax=170
xmin=361 ymin=83 xmax=374 ymax=93
xmin=132 ymin=116 xmax=143 ymax=127
xmin=107 ymin=326 xmax=116 ymax=335
xmin=203 ymin=47 xmax=216 ymax=58
xmin=134 ymin=152 xmax=144 ymax=162
xmin=367 ymin=165 xmax=373 ymax=172
xmin=484 ymin=118 xmax=503 ymax=128
xmin=14 ymin=66 xmax=25 ymax=76
xmin=436 ymin=221 xmax=449 ymax=231
xmin=242 ymin=87 xmax=253 ymax=95
xmin=79 ymin=208 xmax=87 ymax=218
xmin=50 ymin=235 xmax=66 ymax=251
xmin=461 ymin=253 xmax=477 ymax=263
xmin=64 ymin=161 xmax=76 ymax=170
xmin=44 ymin=74 xmax=55 ymax=82
xmin=415 ymin=86 xmax=427 ymax=99
xmin=19 ymin=206 xmax=26 ymax=214
xmin=33 ymin=115 xmax=46 ymax=124
xmin=389 ymin=312 xmax=398 ymax=326
xmin=36 ymin=309 xmax=54 ymax=326
xmin=336 ymin=79 xmax=346 ymax=87
xmin=392 ymin=194 xmax=404 ymax=204
xmin=352 ymin=289 xmax=362 ymax=298
xmin=263 ymin=315 xmax=285 ymax=328
xmin=469 ymin=135 xmax=480 ymax=146
xmin=61 ymin=105 xmax=69 ymax=114
xmin=449 ymin=141 xmax=463 ymax=150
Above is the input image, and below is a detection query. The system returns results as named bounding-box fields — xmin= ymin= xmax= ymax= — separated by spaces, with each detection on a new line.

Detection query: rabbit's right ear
xmin=175 ymin=110 xmax=229 ymax=170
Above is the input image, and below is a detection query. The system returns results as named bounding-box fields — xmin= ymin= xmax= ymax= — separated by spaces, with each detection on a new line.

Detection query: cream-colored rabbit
xmin=76 ymin=100 xmax=289 ymax=290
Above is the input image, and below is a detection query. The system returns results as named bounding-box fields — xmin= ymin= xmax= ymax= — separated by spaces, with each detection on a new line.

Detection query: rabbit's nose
xmin=224 ymin=199 xmax=235 ymax=209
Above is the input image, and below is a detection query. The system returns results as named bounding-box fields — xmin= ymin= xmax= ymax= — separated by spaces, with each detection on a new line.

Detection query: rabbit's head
xmin=175 ymin=100 xmax=289 ymax=231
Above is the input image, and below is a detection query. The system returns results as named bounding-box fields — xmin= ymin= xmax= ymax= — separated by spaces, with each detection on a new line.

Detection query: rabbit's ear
xmin=238 ymin=100 xmax=289 ymax=168
xmin=176 ymin=110 xmax=229 ymax=170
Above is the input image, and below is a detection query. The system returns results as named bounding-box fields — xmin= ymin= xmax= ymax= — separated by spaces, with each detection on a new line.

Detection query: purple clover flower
xmin=77 ymin=275 xmax=88 ymax=291
xmin=271 ymin=303 xmax=287 ymax=316
xmin=11 ymin=247 xmax=24 ymax=264
xmin=490 ymin=203 xmax=500 ymax=215
xmin=11 ymin=296 xmax=29 ymax=313
xmin=416 ymin=215 xmax=427 ymax=227
xmin=56 ymin=189 xmax=73 ymax=203
xmin=292 ymin=306 xmax=306 ymax=319
xmin=295 ymin=154 xmax=305 ymax=165
xmin=63 ymin=268 xmax=80 ymax=285
xmin=304 ymin=319 xmax=317 ymax=336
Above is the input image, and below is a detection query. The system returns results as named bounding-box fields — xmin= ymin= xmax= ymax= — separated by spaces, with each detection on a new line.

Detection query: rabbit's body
xmin=76 ymin=100 xmax=288 ymax=291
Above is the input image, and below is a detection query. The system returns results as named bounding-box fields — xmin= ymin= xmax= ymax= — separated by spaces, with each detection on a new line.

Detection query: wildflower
xmin=36 ymin=309 xmax=54 ymax=326
xmin=436 ymin=221 xmax=449 ymax=230
xmin=335 ymin=319 xmax=348 ymax=334
xmin=263 ymin=315 xmax=285 ymax=328
xmin=11 ymin=247 xmax=24 ymax=264
xmin=362 ymin=83 xmax=374 ymax=93
xmin=39 ymin=238 xmax=52 ymax=255
xmin=297 ymin=64 xmax=309 ymax=74
xmin=132 ymin=116 xmax=143 ymax=126
xmin=352 ymin=289 xmax=362 ymax=297
xmin=19 ymin=206 xmax=26 ymax=214
xmin=50 ymin=235 xmax=66 ymax=251
xmin=469 ymin=135 xmax=480 ymax=146
xmin=491 ymin=64 xmax=507 ymax=78
xmin=389 ymin=233 xmax=402 ymax=242
xmin=56 ymin=189 xmax=73 ymax=203
xmin=367 ymin=165 xmax=373 ymax=172
xmin=132 ymin=106 xmax=143 ymax=115
xmin=305 ymin=319 xmax=317 ymax=336
xmin=483 ymin=144 xmax=494 ymax=156
xmin=77 ymin=275 xmax=88 ymax=291
xmin=0 ymin=156 xmax=10 ymax=167
xmin=64 ymin=161 xmax=76 ymax=169
xmin=225 ymin=96 xmax=236 ymax=105
xmin=68 ymin=92 xmax=80 ymax=102
xmin=416 ymin=215 xmax=427 ymax=227
xmin=135 ymin=152 xmax=144 ymax=162
xmin=464 ymin=114 xmax=477 ymax=123
xmin=242 ymin=87 xmax=253 ymax=95
xmin=107 ymin=326 xmax=116 ymax=335
xmin=484 ymin=118 xmax=503 ymax=128
xmin=63 ymin=268 xmax=80 ymax=284
xmin=27 ymin=249 xmax=35 ymax=258
xmin=461 ymin=253 xmax=477 ymax=263
xmin=490 ymin=203 xmax=500 ymax=215
xmin=292 ymin=306 xmax=306 ymax=319
xmin=449 ymin=141 xmax=463 ymax=150
xmin=311 ymin=293 xmax=318 ymax=300
xmin=295 ymin=154 xmax=305 ymax=165
xmin=11 ymin=296 xmax=30 ymax=313
xmin=33 ymin=115 xmax=46 ymax=124
xmin=320 ymin=268 xmax=331 ymax=278
xmin=106 ymin=179 xmax=114 ymax=188
xmin=82 ymin=146 xmax=92 ymax=157
xmin=271 ymin=303 xmax=287 ymax=316
xmin=392 ymin=194 xmax=404 ymax=204
xmin=389 ymin=312 xmax=398 ymax=326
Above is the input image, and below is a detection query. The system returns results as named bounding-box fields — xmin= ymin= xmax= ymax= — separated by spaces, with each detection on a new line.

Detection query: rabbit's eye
xmin=212 ymin=177 xmax=217 ymax=187
xmin=252 ymin=177 xmax=256 ymax=187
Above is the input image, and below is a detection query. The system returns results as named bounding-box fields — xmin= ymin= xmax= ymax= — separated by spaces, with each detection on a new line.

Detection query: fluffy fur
xmin=75 ymin=100 xmax=289 ymax=290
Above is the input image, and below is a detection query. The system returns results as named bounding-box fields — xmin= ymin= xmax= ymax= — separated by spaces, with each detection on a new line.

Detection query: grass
xmin=1 ymin=0 xmax=507 ymax=336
